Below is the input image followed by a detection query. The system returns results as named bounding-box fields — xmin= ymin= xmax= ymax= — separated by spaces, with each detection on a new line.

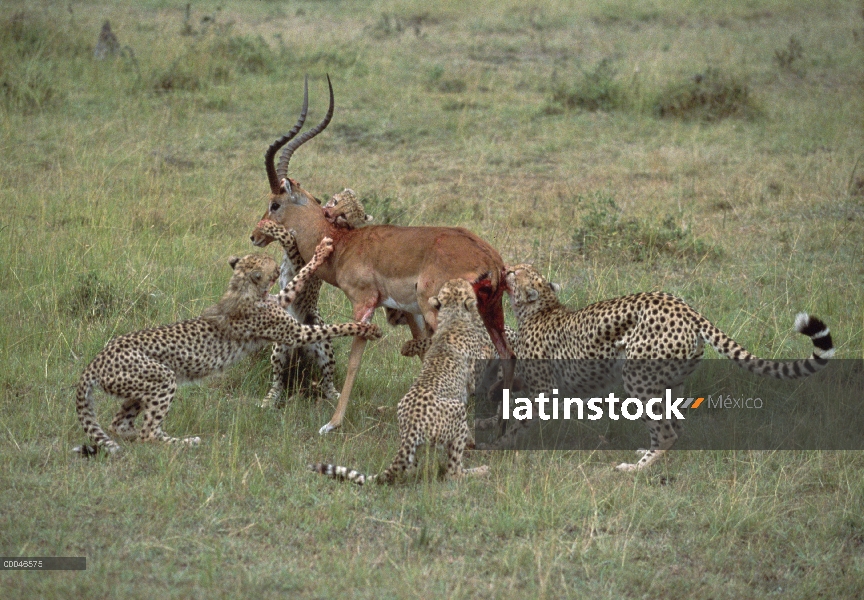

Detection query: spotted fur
xmin=322 ymin=188 xmax=373 ymax=229
xmin=495 ymin=264 xmax=835 ymax=471
xmin=310 ymin=279 xmax=491 ymax=485
xmin=73 ymin=239 xmax=381 ymax=455
xmin=256 ymin=219 xmax=341 ymax=408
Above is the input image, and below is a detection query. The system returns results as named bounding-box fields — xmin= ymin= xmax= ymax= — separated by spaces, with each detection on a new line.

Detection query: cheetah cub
xmin=310 ymin=279 xmax=491 ymax=485
xmin=73 ymin=235 xmax=381 ymax=456
xmin=501 ymin=264 xmax=835 ymax=471
xmin=259 ymin=220 xmax=339 ymax=407
xmin=322 ymin=188 xmax=373 ymax=229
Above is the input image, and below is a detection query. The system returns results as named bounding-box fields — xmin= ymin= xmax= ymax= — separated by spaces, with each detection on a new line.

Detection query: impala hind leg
xmin=320 ymin=300 xmax=377 ymax=434
xmin=320 ymin=335 xmax=367 ymax=434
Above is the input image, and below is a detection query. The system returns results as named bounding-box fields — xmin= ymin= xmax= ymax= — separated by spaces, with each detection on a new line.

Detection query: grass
xmin=1 ymin=0 xmax=863 ymax=597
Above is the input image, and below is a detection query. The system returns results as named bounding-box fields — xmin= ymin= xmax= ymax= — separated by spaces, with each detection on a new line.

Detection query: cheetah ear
xmin=464 ymin=297 xmax=477 ymax=311
xmin=526 ymin=288 xmax=539 ymax=302
xmin=228 ymin=256 xmax=241 ymax=269
xmin=364 ymin=214 xmax=374 ymax=222
xmin=429 ymin=296 xmax=442 ymax=310
xmin=549 ymin=282 xmax=561 ymax=294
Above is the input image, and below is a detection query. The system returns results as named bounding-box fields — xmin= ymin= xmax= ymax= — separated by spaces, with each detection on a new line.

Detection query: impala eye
xmin=270 ymin=202 xmax=280 ymax=212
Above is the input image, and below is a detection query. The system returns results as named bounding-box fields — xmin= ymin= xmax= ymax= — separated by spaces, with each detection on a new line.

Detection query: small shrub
xmin=153 ymin=63 xmax=201 ymax=93
xmin=427 ymin=65 xmax=466 ymax=93
xmin=360 ymin=193 xmax=404 ymax=225
xmin=655 ymin=68 xmax=758 ymax=121
xmin=63 ymin=273 xmax=122 ymax=321
xmin=372 ymin=13 xmax=403 ymax=38
xmin=546 ymin=59 xmax=626 ymax=113
xmin=63 ymin=273 xmax=157 ymax=321
xmin=570 ymin=194 xmax=717 ymax=262
xmin=774 ymin=35 xmax=805 ymax=73
xmin=0 ymin=62 xmax=64 ymax=113
xmin=437 ymin=78 xmax=466 ymax=93
xmin=0 ymin=11 xmax=88 ymax=59
xmin=211 ymin=34 xmax=274 ymax=74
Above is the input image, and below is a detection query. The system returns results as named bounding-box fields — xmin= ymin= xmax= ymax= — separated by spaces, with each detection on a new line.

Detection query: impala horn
xmin=265 ymin=75 xmax=309 ymax=194
xmin=275 ymin=74 xmax=334 ymax=193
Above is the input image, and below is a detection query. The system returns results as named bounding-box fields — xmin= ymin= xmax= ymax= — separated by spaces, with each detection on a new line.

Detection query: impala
xmin=250 ymin=76 xmax=514 ymax=434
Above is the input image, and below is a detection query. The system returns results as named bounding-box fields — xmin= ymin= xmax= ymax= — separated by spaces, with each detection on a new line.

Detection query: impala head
xmin=250 ymin=75 xmax=335 ymax=247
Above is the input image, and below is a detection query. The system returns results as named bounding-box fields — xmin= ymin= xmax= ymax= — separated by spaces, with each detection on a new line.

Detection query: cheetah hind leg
xmin=109 ymin=397 xmax=142 ymax=440
xmin=376 ymin=436 xmax=419 ymax=485
xmin=304 ymin=338 xmax=339 ymax=402
xmin=445 ymin=432 xmax=489 ymax=479
xmin=615 ymin=383 xmax=683 ymax=472
xmin=261 ymin=343 xmax=291 ymax=409
xmin=135 ymin=368 xmax=200 ymax=446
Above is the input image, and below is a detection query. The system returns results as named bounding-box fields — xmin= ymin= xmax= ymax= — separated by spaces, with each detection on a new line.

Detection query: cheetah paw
xmin=615 ymin=462 xmax=639 ymax=472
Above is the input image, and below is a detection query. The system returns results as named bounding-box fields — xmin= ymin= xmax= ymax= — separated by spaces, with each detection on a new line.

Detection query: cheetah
xmin=257 ymin=219 xmax=340 ymax=408
xmin=310 ymin=279 xmax=491 ymax=485
xmin=73 ymin=237 xmax=381 ymax=455
xmin=322 ymin=188 xmax=373 ymax=229
xmin=400 ymin=325 xmax=516 ymax=360
xmin=492 ymin=264 xmax=835 ymax=471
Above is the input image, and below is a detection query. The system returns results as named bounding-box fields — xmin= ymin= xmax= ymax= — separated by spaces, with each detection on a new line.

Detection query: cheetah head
xmin=504 ymin=264 xmax=561 ymax=319
xmin=429 ymin=278 xmax=478 ymax=314
xmin=227 ymin=253 xmax=280 ymax=300
xmin=322 ymin=188 xmax=374 ymax=228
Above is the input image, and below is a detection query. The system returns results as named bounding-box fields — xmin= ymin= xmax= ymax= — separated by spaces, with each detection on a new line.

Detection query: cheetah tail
xmin=701 ymin=313 xmax=834 ymax=380
xmin=72 ymin=375 xmax=119 ymax=456
xmin=308 ymin=462 xmax=376 ymax=486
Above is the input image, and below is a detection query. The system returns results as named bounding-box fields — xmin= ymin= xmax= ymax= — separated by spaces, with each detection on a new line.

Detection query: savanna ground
xmin=1 ymin=0 xmax=863 ymax=597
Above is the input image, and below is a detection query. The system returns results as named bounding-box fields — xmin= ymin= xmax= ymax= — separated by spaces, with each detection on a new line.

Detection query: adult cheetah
xmin=310 ymin=279 xmax=491 ymax=485
xmin=73 ymin=234 xmax=381 ymax=455
xmin=494 ymin=264 xmax=835 ymax=471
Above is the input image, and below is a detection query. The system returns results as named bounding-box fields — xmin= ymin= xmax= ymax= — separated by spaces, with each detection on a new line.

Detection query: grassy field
xmin=1 ymin=0 xmax=863 ymax=596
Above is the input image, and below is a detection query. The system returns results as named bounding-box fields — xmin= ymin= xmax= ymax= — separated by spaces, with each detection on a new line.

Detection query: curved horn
xmin=275 ymin=74 xmax=334 ymax=184
xmin=265 ymin=75 xmax=309 ymax=194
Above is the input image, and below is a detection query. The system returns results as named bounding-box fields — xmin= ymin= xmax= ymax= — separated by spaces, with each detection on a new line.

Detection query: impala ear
xmin=280 ymin=178 xmax=291 ymax=194
xmin=549 ymin=282 xmax=561 ymax=294
xmin=429 ymin=296 xmax=441 ymax=310
xmin=228 ymin=256 xmax=241 ymax=269
xmin=526 ymin=288 xmax=539 ymax=302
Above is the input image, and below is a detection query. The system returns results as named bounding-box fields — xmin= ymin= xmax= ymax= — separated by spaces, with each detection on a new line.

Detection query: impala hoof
xmin=318 ymin=422 xmax=339 ymax=435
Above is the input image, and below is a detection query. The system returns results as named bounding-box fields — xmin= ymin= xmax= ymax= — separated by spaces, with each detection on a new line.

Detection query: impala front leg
xmin=319 ymin=300 xmax=377 ymax=435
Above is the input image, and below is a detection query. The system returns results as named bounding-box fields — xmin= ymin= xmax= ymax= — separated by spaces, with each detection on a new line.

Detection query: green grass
xmin=1 ymin=0 xmax=863 ymax=596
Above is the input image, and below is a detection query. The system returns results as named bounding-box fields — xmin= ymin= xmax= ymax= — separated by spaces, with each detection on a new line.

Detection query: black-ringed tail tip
xmin=794 ymin=313 xmax=835 ymax=360
xmin=308 ymin=462 xmax=373 ymax=485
